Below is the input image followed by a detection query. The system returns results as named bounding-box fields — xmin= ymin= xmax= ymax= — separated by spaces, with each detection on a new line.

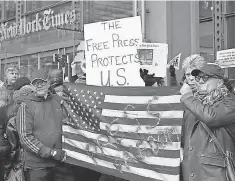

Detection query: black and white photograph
xmin=0 ymin=1 xmax=235 ymax=181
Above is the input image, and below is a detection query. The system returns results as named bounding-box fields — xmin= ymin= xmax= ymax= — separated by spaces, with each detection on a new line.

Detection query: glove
xmin=169 ymin=65 xmax=176 ymax=77
xmin=51 ymin=149 xmax=66 ymax=162
xmin=139 ymin=68 xmax=156 ymax=86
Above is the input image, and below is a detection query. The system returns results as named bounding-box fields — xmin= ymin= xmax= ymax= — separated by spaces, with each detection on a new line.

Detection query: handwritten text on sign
xmin=216 ymin=49 xmax=235 ymax=68
xmin=84 ymin=16 xmax=144 ymax=86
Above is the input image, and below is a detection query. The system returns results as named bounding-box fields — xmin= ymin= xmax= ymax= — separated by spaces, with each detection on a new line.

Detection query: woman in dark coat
xmin=180 ymin=63 xmax=235 ymax=181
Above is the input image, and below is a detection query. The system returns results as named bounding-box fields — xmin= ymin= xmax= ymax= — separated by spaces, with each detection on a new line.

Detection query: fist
xmin=180 ymin=83 xmax=193 ymax=95
xmin=51 ymin=149 xmax=66 ymax=162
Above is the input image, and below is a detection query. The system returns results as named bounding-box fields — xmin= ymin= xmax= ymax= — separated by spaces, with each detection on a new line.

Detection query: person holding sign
xmin=71 ymin=41 xmax=86 ymax=84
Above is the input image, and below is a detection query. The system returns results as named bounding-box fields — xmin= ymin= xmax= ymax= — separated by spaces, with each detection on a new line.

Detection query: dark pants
xmin=24 ymin=164 xmax=75 ymax=181
xmin=0 ymin=163 xmax=4 ymax=181
xmin=71 ymin=165 xmax=101 ymax=181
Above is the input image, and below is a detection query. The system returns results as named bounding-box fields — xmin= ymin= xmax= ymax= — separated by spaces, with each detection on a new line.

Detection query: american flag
xmin=62 ymin=83 xmax=183 ymax=181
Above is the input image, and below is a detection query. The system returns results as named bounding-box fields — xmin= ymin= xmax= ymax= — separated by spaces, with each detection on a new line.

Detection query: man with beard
xmin=16 ymin=68 xmax=75 ymax=181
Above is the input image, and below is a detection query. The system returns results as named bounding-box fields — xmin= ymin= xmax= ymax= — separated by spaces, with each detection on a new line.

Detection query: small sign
xmin=137 ymin=43 xmax=168 ymax=77
xmin=216 ymin=49 xmax=235 ymax=68
xmin=167 ymin=53 xmax=182 ymax=70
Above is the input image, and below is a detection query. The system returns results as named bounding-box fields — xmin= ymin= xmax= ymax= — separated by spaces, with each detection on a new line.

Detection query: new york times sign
xmin=0 ymin=8 xmax=76 ymax=42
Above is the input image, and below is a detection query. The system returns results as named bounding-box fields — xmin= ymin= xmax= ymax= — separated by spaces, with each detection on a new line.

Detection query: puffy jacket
xmin=16 ymin=93 xmax=66 ymax=169
xmin=181 ymin=92 xmax=235 ymax=181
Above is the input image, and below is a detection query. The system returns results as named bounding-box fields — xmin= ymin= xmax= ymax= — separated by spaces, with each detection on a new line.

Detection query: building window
xmin=199 ymin=1 xmax=213 ymax=63
xmin=199 ymin=1 xmax=212 ymax=19
xmin=20 ymin=54 xmax=38 ymax=78
xmin=5 ymin=1 xmax=16 ymax=19
xmin=26 ymin=1 xmax=61 ymax=12
xmin=40 ymin=56 xmax=58 ymax=73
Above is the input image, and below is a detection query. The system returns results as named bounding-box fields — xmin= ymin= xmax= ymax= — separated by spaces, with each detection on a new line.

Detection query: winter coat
xmin=0 ymin=104 xmax=13 ymax=162
xmin=180 ymin=92 xmax=235 ymax=181
xmin=16 ymin=93 xmax=66 ymax=169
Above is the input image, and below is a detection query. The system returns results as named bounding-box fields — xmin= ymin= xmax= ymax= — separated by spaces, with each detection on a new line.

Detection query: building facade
xmin=0 ymin=1 xmax=133 ymax=80
xmin=0 ymin=1 xmax=234 ymax=83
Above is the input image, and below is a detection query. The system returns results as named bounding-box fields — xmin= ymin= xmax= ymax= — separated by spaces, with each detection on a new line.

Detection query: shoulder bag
xmin=201 ymin=122 xmax=235 ymax=181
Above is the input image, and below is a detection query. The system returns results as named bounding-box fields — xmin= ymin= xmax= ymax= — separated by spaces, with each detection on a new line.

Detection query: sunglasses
xmin=195 ymin=75 xmax=217 ymax=83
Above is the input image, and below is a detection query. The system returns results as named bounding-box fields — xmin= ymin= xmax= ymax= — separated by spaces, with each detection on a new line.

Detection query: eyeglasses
xmin=32 ymin=80 xmax=48 ymax=87
xmin=195 ymin=75 xmax=216 ymax=83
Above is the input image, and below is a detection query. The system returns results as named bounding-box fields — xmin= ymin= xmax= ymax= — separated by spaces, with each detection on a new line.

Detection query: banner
xmin=137 ymin=43 xmax=168 ymax=77
xmin=167 ymin=53 xmax=182 ymax=70
xmin=216 ymin=49 xmax=235 ymax=68
xmin=62 ymin=83 xmax=183 ymax=181
xmin=84 ymin=16 xmax=144 ymax=87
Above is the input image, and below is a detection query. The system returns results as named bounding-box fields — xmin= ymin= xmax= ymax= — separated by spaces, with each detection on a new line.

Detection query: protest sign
xmin=216 ymin=49 xmax=235 ymax=68
xmin=167 ymin=53 xmax=182 ymax=70
xmin=84 ymin=16 xmax=144 ymax=86
xmin=137 ymin=43 xmax=168 ymax=77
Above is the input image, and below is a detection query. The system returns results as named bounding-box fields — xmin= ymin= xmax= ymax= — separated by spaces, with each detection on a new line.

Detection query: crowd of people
xmin=1 ymin=52 xmax=235 ymax=181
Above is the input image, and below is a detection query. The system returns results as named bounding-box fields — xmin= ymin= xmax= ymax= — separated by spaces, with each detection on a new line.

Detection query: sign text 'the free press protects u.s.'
xmin=84 ymin=16 xmax=144 ymax=87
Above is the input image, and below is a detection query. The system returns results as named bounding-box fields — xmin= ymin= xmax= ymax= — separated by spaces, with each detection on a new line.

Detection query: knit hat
xmin=30 ymin=69 xmax=48 ymax=83
xmin=13 ymin=77 xmax=31 ymax=90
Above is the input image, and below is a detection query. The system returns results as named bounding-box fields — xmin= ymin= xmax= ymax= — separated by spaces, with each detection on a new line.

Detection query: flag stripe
xmin=101 ymin=117 xmax=182 ymax=126
xmin=63 ymin=132 xmax=180 ymax=158
xmin=65 ymin=84 xmax=181 ymax=96
xmin=64 ymin=140 xmax=180 ymax=167
xmin=102 ymin=109 xmax=184 ymax=119
xmin=65 ymin=155 xmax=164 ymax=181
xmin=104 ymin=95 xmax=182 ymax=104
xmin=100 ymin=122 xmax=181 ymax=134
xmin=64 ymin=142 xmax=180 ymax=175
xmin=63 ymin=130 xmax=181 ymax=144
xmin=64 ymin=149 xmax=180 ymax=181
xmin=62 ymin=125 xmax=181 ymax=150
xmin=101 ymin=102 xmax=183 ymax=111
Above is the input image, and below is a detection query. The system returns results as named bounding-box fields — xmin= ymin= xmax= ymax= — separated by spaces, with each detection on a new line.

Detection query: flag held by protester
xmin=62 ymin=83 xmax=183 ymax=181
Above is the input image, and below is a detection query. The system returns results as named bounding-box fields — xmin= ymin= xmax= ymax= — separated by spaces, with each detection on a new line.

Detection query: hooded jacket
xmin=181 ymin=92 xmax=235 ymax=181
xmin=16 ymin=93 xmax=65 ymax=169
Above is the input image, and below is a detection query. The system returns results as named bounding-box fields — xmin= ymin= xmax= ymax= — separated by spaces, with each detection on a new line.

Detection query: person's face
xmin=195 ymin=72 xmax=222 ymax=93
xmin=32 ymin=79 xmax=50 ymax=97
xmin=5 ymin=69 xmax=19 ymax=85
xmin=185 ymin=68 xmax=195 ymax=85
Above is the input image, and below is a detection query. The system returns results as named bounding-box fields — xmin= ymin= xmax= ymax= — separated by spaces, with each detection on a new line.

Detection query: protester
xmin=48 ymin=69 xmax=64 ymax=97
xmin=71 ymin=41 xmax=86 ymax=83
xmin=180 ymin=63 xmax=235 ymax=181
xmin=4 ymin=77 xmax=32 ymax=181
xmin=0 ymin=64 xmax=19 ymax=180
xmin=181 ymin=54 xmax=206 ymax=92
xmin=0 ymin=64 xmax=19 ymax=106
xmin=16 ymin=68 xmax=75 ymax=181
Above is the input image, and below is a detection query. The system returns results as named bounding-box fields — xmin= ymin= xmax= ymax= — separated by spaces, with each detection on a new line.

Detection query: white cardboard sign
xmin=216 ymin=49 xmax=235 ymax=68
xmin=137 ymin=43 xmax=168 ymax=77
xmin=84 ymin=16 xmax=144 ymax=86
